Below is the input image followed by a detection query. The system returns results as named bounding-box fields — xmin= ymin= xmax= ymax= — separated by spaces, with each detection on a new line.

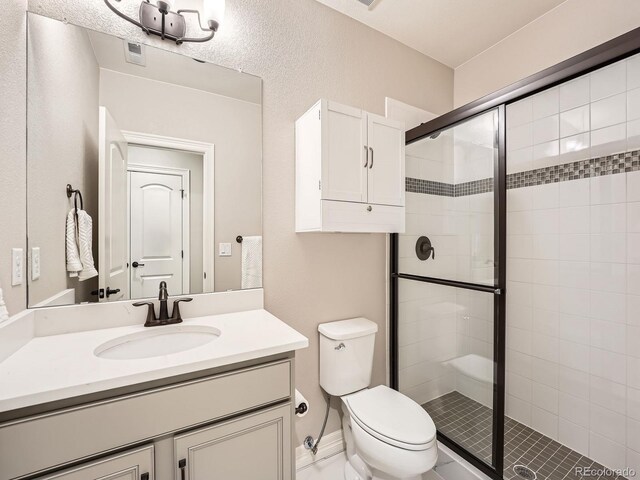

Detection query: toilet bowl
xmin=342 ymin=385 xmax=438 ymax=480
xmin=318 ymin=318 xmax=438 ymax=480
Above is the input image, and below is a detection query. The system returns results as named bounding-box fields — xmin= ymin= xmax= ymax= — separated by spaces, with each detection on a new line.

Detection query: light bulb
xmin=156 ymin=0 xmax=173 ymax=13
xmin=203 ymin=0 xmax=225 ymax=31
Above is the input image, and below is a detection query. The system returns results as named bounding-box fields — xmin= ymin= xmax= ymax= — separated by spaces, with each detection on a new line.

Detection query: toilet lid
xmin=344 ymin=385 xmax=437 ymax=448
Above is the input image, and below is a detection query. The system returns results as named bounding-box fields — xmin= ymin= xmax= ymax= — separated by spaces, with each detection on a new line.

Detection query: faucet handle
xmin=171 ymin=298 xmax=193 ymax=323
xmin=133 ymin=301 xmax=157 ymax=327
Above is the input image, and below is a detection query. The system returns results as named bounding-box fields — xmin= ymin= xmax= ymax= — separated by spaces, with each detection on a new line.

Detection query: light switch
xmin=219 ymin=243 xmax=232 ymax=257
xmin=12 ymin=248 xmax=23 ymax=286
xmin=31 ymin=247 xmax=41 ymax=281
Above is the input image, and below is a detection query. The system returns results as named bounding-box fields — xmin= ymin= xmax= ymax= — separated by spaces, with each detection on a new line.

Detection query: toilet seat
xmin=343 ymin=385 xmax=437 ymax=451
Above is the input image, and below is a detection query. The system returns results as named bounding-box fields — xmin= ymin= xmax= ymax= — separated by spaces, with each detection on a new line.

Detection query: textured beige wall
xmin=14 ymin=0 xmax=453 ymax=443
xmin=0 ymin=0 xmax=27 ymax=315
xmin=27 ymin=14 xmax=100 ymax=306
xmin=454 ymin=0 xmax=640 ymax=107
xmin=99 ymin=68 xmax=261 ymax=293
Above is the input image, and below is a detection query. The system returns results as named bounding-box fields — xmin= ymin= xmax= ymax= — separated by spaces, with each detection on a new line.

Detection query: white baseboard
xmin=295 ymin=429 xmax=345 ymax=470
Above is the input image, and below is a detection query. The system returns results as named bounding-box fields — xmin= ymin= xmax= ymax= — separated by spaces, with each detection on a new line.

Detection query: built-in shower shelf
xmin=444 ymin=354 xmax=493 ymax=384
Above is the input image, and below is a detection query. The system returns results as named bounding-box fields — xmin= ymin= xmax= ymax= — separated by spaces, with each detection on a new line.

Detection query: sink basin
xmin=95 ymin=325 xmax=221 ymax=360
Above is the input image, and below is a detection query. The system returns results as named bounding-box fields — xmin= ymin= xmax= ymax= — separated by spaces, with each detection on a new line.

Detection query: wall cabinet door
xmin=322 ymin=101 xmax=368 ymax=203
xmin=38 ymin=446 xmax=154 ymax=480
xmin=174 ymin=404 xmax=292 ymax=480
xmin=366 ymin=113 xmax=405 ymax=207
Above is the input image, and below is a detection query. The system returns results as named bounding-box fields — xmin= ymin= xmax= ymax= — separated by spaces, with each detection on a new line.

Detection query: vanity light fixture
xmin=103 ymin=0 xmax=225 ymax=45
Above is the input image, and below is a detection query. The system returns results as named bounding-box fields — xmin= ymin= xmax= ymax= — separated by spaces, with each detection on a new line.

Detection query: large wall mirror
xmin=27 ymin=13 xmax=262 ymax=308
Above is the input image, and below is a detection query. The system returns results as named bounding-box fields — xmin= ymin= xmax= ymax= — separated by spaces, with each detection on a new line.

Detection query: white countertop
xmin=0 ymin=309 xmax=308 ymax=413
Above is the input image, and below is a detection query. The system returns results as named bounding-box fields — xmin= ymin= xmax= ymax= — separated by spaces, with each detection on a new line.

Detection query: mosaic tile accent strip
xmin=406 ymin=150 xmax=640 ymax=197
xmin=406 ymin=177 xmax=454 ymax=196
xmin=456 ymin=178 xmax=494 ymax=196
xmin=423 ymin=391 xmax=628 ymax=480
xmin=405 ymin=177 xmax=493 ymax=197
xmin=507 ymin=150 xmax=640 ymax=190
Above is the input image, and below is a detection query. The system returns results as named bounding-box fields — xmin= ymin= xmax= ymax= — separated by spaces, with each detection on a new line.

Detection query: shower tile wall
xmin=505 ymin=54 xmax=640 ymax=474
xmin=399 ymin=110 xmax=496 ymax=408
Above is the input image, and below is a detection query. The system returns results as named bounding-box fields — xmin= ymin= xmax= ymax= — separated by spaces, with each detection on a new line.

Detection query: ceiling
xmin=88 ymin=29 xmax=262 ymax=104
xmin=315 ymin=0 xmax=566 ymax=68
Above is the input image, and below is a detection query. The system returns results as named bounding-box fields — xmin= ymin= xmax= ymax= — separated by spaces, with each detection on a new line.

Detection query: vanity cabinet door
xmin=174 ymin=404 xmax=292 ymax=480
xmin=37 ymin=445 xmax=154 ymax=480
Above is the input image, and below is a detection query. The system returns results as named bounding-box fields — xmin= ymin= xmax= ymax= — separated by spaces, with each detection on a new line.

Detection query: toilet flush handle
xmin=335 ymin=342 xmax=346 ymax=351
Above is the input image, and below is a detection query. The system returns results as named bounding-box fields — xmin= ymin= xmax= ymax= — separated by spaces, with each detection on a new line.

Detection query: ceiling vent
xmin=124 ymin=41 xmax=146 ymax=67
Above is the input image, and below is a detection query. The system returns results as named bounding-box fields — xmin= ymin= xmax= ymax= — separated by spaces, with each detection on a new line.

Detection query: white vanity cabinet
xmin=295 ymin=99 xmax=405 ymax=233
xmin=37 ymin=446 xmax=154 ymax=480
xmin=174 ymin=404 xmax=291 ymax=480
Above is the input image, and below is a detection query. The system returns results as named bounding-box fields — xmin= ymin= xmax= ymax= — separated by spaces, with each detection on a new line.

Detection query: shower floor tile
xmin=423 ymin=391 xmax=627 ymax=480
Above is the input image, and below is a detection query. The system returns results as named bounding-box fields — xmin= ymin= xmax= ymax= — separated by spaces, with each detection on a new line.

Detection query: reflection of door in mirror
xmin=129 ymin=170 xmax=185 ymax=299
xmin=128 ymin=145 xmax=207 ymax=299
xmin=98 ymin=107 xmax=129 ymax=302
xmin=128 ymin=145 xmax=208 ymax=300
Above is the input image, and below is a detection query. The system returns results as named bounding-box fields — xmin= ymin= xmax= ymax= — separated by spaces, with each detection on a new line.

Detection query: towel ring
xmin=66 ymin=184 xmax=84 ymax=211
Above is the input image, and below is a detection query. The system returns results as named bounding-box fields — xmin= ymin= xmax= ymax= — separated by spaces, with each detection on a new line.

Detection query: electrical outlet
xmin=12 ymin=248 xmax=23 ymax=286
xmin=31 ymin=247 xmax=41 ymax=281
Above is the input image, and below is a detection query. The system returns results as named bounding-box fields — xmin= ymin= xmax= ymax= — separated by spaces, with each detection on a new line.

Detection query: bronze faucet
xmin=133 ymin=281 xmax=193 ymax=327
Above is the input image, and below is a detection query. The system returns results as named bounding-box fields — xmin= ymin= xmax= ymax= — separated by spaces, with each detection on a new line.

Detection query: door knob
xmin=90 ymin=288 xmax=105 ymax=299
xmin=132 ymin=261 xmax=145 ymax=268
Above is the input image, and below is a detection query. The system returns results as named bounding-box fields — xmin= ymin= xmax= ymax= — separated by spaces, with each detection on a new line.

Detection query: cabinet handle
xmin=369 ymin=147 xmax=374 ymax=168
xmin=363 ymin=145 xmax=369 ymax=168
xmin=141 ymin=474 xmax=149 ymax=480
xmin=179 ymin=458 xmax=186 ymax=480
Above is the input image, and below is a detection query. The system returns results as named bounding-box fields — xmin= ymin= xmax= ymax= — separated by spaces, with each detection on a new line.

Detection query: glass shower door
xmin=393 ymin=108 xmax=505 ymax=474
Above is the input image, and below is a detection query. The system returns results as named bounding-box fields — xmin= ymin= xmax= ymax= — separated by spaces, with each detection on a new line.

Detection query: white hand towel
xmin=65 ymin=209 xmax=98 ymax=281
xmin=76 ymin=209 xmax=98 ymax=281
xmin=66 ymin=209 xmax=82 ymax=277
xmin=241 ymin=236 xmax=263 ymax=289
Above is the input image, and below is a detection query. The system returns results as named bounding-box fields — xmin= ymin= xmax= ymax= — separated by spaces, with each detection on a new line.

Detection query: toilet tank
xmin=318 ymin=318 xmax=378 ymax=396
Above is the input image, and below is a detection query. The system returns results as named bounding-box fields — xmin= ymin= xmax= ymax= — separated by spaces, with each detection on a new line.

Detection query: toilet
xmin=318 ymin=318 xmax=438 ymax=480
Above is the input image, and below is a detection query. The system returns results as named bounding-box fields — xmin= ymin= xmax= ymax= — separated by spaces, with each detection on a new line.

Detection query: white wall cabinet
xmin=296 ymin=99 xmax=405 ymax=233
xmin=174 ymin=404 xmax=291 ymax=480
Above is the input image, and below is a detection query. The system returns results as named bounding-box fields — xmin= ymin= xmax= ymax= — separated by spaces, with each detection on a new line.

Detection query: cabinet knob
xmin=367 ymin=206 xmax=373 ymax=212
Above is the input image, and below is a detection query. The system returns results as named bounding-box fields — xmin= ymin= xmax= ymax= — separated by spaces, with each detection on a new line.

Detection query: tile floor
xmin=424 ymin=391 xmax=628 ymax=480
xmin=296 ymin=452 xmax=446 ymax=480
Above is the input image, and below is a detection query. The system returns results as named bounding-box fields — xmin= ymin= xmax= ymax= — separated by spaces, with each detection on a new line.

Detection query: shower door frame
xmin=390 ymin=26 xmax=640 ymax=480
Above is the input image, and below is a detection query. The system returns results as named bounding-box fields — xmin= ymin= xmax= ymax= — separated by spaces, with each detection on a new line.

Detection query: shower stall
xmin=391 ymin=29 xmax=640 ymax=480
